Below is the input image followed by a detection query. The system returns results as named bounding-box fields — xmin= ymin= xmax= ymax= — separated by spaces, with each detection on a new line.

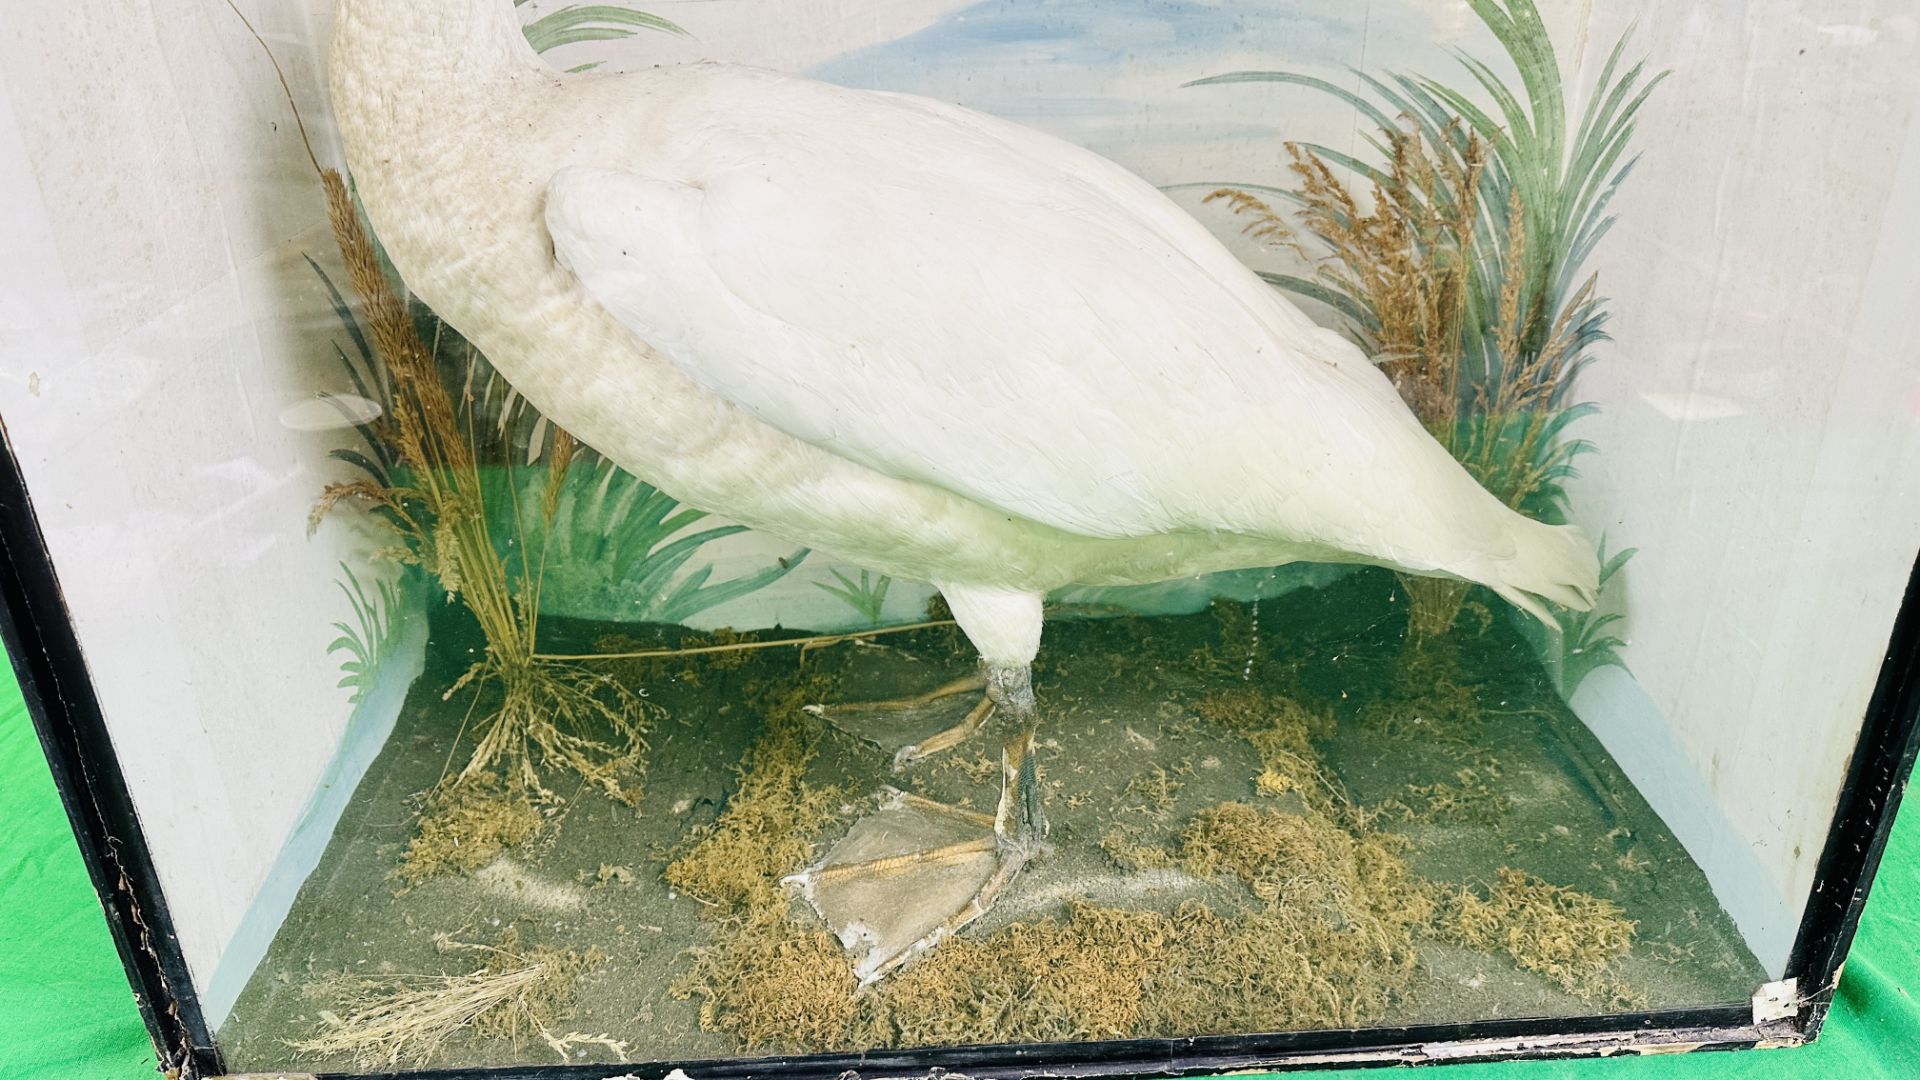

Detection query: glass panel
xmin=1 ymin=0 xmax=1914 ymax=1072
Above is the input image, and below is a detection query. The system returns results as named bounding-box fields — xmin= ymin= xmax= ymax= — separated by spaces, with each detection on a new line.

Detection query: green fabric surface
xmin=0 ymin=653 xmax=1911 ymax=1079
xmin=0 ymin=669 xmax=155 ymax=1080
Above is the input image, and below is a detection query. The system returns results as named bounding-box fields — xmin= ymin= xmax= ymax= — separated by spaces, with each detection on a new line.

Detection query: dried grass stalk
xmin=311 ymin=168 xmax=656 ymax=808
xmin=291 ymin=931 xmax=607 ymax=1068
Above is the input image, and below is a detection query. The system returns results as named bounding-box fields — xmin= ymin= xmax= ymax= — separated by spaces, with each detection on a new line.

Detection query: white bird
xmin=331 ymin=0 xmax=1597 ymax=976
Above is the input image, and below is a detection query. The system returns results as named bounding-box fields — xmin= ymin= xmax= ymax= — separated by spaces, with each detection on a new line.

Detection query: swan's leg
xmin=883 ymin=661 xmax=1036 ymax=768
xmin=787 ymin=587 xmax=1048 ymax=986
xmin=938 ymin=583 xmax=1046 ymax=832
xmin=825 ymin=671 xmax=993 ymax=769
xmin=828 ymin=585 xmax=1045 ymax=768
xmin=892 ymin=692 xmax=994 ymax=769
xmin=830 ymin=672 xmax=987 ymax=715
xmin=994 ymin=723 xmax=1049 ymax=853
xmin=809 ymin=672 xmax=992 ymax=767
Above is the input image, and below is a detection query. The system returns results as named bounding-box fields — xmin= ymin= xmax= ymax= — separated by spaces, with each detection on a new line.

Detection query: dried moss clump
xmin=674 ymin=910 xmax=870 ymax=1051
xmin=1176 ymin=803 xmax=1436 ymax=1002
xmin=663 ymin=685 xmax=840 ymax=913
xmin=1381 ymin=765 xmax=1514 ymax=825
xmin=885 ymin=886 xmax=1430 ymax=1043
xmin=1352 ymin=639 xmax=1482 ymax=739
xmin=666 ymin=664 xmax=1641 ymax=1053
xmin=1181 ymin=804 xmax=1426 ymax=915
xmin=395 ymin=777 xmax=542 ymax=885
xmin=663 ymin=671 xmax=1443 ymax=1050
xmin=1443 ymin=867 xmax=1638 ymax=1003
xmin=885 ymin=902 xmax=1177 ymax=1043
xmin=666 ymin=680 xmax=866 ymax=1049
xmin=883 ymin=792 xmax=1439 ymax=1045
xmin=1146 ymin=900 xmax=1413 ymax=1034
xmin=1192 ymin=690 xmax=1336 ymax=802
xmin=292 ymin=929 xmax=606 ymax=1067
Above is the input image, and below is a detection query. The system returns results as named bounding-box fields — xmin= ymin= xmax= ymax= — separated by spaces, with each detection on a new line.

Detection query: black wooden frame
xmin=1 ymin=410 xmax=1913 ymax=1079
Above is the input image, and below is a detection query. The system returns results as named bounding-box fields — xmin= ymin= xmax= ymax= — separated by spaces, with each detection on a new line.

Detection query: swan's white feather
xmin=545 ymin=67 xmax=1525 ymax=585
xmin=330 ymin=2 xmax=1595 ymax=648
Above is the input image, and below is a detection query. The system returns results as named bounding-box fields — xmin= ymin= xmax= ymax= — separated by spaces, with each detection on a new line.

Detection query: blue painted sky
xmin=806 ymin=0 xmax=1498 ymax=188
xmin=814 ymin=0 xmax=1421 ymax=80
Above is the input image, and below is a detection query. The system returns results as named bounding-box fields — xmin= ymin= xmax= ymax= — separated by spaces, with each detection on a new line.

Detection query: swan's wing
xmin=545 ymin=69 xmax=1483 ymax=554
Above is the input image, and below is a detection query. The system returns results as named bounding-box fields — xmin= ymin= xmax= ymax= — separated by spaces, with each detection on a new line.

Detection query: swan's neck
xmin=333 ymin=0 xmax=538 ymax=89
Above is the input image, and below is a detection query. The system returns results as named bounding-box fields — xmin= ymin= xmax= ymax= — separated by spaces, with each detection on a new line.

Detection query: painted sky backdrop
xmin=807 ymin=0 xmax=1453 ymax=175
xmin=543 ymin=0 xmax=1511 ymax=196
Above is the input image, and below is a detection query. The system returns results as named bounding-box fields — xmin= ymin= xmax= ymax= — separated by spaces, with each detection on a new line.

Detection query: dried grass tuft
xmin=1215 ymin=125 xmax=1596 ymax=645
xmin=290 ymin=929 xmax=605 ymax=1068
xmin=449 ymin=658 xmax=654 ymax=805
xmin=311 ymin=168 xmax=657 ymax=822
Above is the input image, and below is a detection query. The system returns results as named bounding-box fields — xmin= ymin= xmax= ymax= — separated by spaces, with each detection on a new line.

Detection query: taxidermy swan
xmin=330 ymin=0 xmax=1598 ymax=981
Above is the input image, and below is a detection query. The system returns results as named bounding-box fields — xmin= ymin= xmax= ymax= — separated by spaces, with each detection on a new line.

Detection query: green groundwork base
xmin=0 ymin=632 xmax=1915 ymax=1079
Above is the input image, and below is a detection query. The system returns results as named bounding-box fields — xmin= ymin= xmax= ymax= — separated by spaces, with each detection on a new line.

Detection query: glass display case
xmin=0 ymin=1 xmax=1915 ymax=1076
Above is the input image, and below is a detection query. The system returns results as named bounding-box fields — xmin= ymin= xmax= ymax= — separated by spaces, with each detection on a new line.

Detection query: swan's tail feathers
xmin=1485 ymin=519 xmax=1600 ymax=626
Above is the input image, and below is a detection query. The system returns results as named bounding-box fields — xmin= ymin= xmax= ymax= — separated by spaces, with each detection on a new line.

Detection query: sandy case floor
xmin=221 ymin=569 xmax=1765 ymax=1071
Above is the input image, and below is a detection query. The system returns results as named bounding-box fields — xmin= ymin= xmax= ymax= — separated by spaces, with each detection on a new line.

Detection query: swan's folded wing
xmin=542 ymin=75 xmax=1465 ymax=553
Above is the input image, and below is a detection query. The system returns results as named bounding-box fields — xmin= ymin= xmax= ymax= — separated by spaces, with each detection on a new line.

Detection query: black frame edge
xmin=312 ymin=1005 xmax=1780 ymax=1080
xmin=1785 ymin=546 xmax=1920 ymax=1036
xmin=0 ymin=418 xmax=223 ymax=1078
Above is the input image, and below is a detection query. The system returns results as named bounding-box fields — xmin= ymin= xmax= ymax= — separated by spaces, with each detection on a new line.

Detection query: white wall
xmin=1552 ymin=3 xmax=1920 ymax=973
xmin=0 ymin=0 xmax=374 ymax=1004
